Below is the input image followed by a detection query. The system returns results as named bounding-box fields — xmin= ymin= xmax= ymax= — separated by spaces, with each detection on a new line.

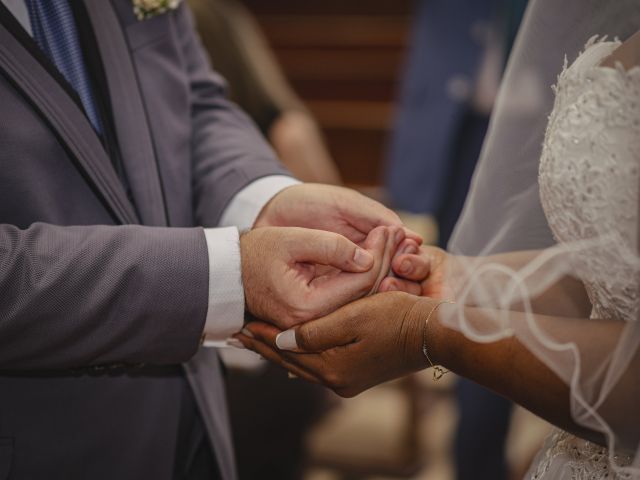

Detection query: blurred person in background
xmin=385 ymin=1 xmax=527 ymax=478
xmin=189 ymin=0 xmax=341 ymax=185
xmin=188 ymin=1 xmax=338 ymax=478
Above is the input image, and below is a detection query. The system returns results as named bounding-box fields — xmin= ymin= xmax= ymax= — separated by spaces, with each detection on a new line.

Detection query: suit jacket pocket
xmin=0 ymin=438 xmax=13 ymax=480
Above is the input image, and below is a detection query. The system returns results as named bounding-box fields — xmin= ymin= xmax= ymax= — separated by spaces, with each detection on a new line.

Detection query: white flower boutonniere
xmin=133 ymin=0 xmax=181 ymax=20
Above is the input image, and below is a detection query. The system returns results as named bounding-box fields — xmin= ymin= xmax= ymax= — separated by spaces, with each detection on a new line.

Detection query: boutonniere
xmin=133 ymin=0 xmax=181 ymax=20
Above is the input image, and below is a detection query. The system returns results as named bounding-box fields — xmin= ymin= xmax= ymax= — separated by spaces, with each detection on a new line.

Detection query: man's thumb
xmin=289 ymin=229 xmax=374 ymax=272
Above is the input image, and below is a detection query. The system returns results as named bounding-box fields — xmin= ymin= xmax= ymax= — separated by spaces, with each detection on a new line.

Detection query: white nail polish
xmin=241 ymin=327 xmax=255 ymax=338
xmin=226 ymin=338 xmax=245 ymax=349
xmin=275 ymin=330 xmax=298 ymax=351
xmin=287 ymin=372 xmax=298 ymax=379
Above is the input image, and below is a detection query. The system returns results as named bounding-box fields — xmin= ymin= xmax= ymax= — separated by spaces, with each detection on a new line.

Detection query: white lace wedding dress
xmin=528 ymin=38 xmax=640 ymax=479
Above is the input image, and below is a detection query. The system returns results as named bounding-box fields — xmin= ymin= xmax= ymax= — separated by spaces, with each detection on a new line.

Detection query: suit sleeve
xmin=0 ymin=222 xmax=209 ymax=370
xmin=174 ymin=3 xmax=292 ymax=227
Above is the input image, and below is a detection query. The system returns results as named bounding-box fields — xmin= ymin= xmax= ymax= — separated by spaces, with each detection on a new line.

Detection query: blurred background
xmin=188 ymin=0 xmax=552 ymax=478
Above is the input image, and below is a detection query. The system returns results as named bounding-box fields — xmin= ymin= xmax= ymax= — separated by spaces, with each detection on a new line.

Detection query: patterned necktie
xmin=25 ymin=0 xmax=103 ymax=134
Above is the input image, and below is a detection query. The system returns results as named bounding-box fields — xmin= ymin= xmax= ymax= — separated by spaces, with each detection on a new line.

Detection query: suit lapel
xmin=0 ymin=12 xmax=138 ymax=225
xmin=83 ymin=0 xmax=168 ymax=227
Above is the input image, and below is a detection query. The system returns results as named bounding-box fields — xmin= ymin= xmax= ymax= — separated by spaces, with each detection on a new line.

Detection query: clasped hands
xmin=235 ymin=184 xmax=454 ymax=397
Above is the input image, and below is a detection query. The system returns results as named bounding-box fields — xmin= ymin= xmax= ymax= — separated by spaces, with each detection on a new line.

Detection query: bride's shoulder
xmin=560 ymin=36 xmax=620 ymax=79
xmin=559 ymin=32 xmax=640 ymax=80
xmin=601 ymin=29 xmax=640 ymax=70
xmin=552 ymin=34 xmax=640 ymax=106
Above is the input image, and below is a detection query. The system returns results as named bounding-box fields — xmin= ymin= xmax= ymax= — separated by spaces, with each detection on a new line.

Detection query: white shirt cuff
xmin=201 ymin=175 xmax=300 ymax=347
xmin=202 ymin=227 xmax=244 ymax=345
xmin=219 ymin=175 xmax=300 ymax=231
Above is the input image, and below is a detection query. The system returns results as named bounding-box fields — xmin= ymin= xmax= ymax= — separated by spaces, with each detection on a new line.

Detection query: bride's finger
xmin=367 ymin=225 xmax=405 ymax=295
xmin=234 ymin=334 xmax=323 ymax=384
xmin=242 ymin=321 xmax=349 ymax=375
xmin=335 ymin=224 xmax=368 ymax=244
xmin=392 ymin=252 xmax=431 ymax=281
xmin=268 ymin=308 xmax=360 ymax=354
xmin=395 ymin=238 xmax=420 ymax=256
xmin=378 ymin=276 xmax=422 ymax=295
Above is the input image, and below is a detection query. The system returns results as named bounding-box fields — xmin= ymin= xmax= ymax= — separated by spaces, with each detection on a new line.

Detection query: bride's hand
xmin=234 ymin=292 xmax=434 ymax=397
xmin=379 ymin=241 xmax=457 ymax=299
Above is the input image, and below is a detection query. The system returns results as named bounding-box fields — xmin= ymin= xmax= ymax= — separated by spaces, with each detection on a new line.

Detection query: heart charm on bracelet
xmin=432 ymin=365 xmax=449 ymax=381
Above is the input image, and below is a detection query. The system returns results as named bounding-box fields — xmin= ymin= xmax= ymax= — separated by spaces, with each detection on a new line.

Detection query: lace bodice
xmin=539 ymin=38 xmax=640 ymax=324
xmin=532 ymin=38 xmax=640 ymax=479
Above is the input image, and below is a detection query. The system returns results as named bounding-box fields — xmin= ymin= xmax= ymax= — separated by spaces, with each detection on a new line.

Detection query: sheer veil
xmin=447 ymin=0 xmax=640 ymax=476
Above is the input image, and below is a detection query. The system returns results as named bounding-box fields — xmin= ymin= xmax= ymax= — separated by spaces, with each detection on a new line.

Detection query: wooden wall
xmin=242 ymin=0 xmax=414 ymax=187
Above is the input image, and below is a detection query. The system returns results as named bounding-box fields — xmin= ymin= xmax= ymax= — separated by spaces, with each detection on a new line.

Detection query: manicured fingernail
xmin=241 ymin=327 xmax=254 ymax=338
xmin=288 ymin=372 xmax=298 ymax=379
xmin=276 ymin=330 xmax=298 ymax=351
xmin=227 ymin=338 xmax=245 ymax=349
xmin=400 ymin=259 xmax=411 ymax=274
xmin=353 ymin=248 xmax=373 ymax=268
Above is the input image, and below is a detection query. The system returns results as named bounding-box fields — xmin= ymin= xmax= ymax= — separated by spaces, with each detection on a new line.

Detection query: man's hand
xmin=235 ymin=292 xmax=435 ymax=398
xmin=254 ymin=183 xmax=422 ymax=245
xmin=241 ymin=225 xmax=405 ymax=330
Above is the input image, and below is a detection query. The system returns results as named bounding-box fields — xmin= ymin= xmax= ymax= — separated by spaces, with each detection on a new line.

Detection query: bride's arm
xmin=601 ymin=29 xmax=640 ymax=69
xmin=424 ymin=302 xmax=636 ymax=449
xmin=383 ymin=246 xmax=592 ymax=318
xmin=236 ymin=293 xmax=638 ymax=450
xmin=457 ymin=250 xmax=591 ymax=317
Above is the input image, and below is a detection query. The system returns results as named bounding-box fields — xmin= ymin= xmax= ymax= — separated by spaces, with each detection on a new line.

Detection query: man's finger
xmin=335 ymin=190 xmax=423 ymax=243
xmin=287 ymin=229 xmax=374 ymax=273
xmin=303 ymin=227 xmax=393 ymax=315
xmin=364 ymin=225 xmax=404 ymax=295
xmin=378 ymin=276 xmax=422 ymax=295
xmin=333 ymin=224 xmax=368 ymax=245
xmin=402 ymin=228 xmax=423 ymax=244
xmin=392 ymin=253 xmax=431 ymax=281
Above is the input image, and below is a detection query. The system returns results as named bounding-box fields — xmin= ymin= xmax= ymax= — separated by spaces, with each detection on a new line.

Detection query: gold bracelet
xmin=422 ymin=299 xmax=455 ymax=381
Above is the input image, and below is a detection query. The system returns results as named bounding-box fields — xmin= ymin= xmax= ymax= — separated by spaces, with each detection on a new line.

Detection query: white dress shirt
xmin=1 ymin=0 xmax=301 ymax=343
